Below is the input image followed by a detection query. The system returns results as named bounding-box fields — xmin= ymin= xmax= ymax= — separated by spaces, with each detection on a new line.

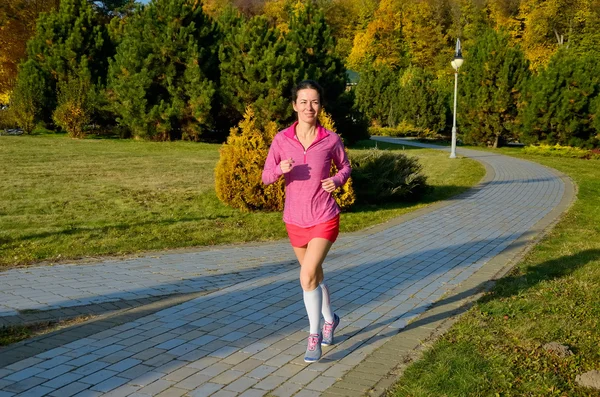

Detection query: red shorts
xmin=285 ymin=215 xmax=340 ymax=248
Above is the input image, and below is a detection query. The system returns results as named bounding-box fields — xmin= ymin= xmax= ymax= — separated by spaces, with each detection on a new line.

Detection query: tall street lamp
xmin=450 ymin=38 xmax=464 ymax=159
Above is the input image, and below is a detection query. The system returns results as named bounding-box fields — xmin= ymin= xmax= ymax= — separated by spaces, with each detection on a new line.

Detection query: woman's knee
xmin=300 ymin=270 xmax=322 ymax=291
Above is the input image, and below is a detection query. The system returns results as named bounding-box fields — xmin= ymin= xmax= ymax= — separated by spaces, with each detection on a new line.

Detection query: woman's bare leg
xmin=292 ymin=238 xmax=332 ymax=333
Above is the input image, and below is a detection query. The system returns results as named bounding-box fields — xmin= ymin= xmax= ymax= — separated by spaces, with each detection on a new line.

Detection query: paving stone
xmin=304 ymin=375 xmax=338 ymax=392
xmin=89 ymin=376 xmax=129 ymax=393
xmin=128 ymin=371 xmax=164 ymax=388
xmin=117 ymin=364 xmax=153 ymax=380
xmin=287 ymin=369 xmax=319 ymax=386
xmin=186 ymin=357 xmax=220 ymax=371
xmin=173 ymin=373 xmax=212 ymax=391
xmin=188 ymin=382 xmax=223 ymax=396
xmin=223 ymin=376 xmax=259 ymax=393
xmin=4 ymin=368 xmax=45 ymax=382
xmin=136 ymin=379 xmax=174 ymax=395
xmin=4 ymin=378 xmax=46 ymax=394
xmin=270 ymin=381 xmax=302 ymax=397
xmin=197 ymin=363 xmax=232 ymax=378
xmin=210 ymin=370 xmax=245 ymax=385
xmin=155 ymin=388 xmax=188 ymax=397
xmin=79 ymin=369 xmax=119 ymax=385
xmin=36 ymin=364 xmax=76 ymax=380
xmin=231 ymin=359 xmax=263 ymax=373
xmin=48 ymin=381 xmax=90 ymax=397
xmin=238 ymin=389 xmax=267 ymax=397
xmin=72 ymin=390 xmax=102 ymax=397
xmin=163 ymin=367 xmax=199 ymax=382
xmin=12 ymin=385 xmax=54 ymax=397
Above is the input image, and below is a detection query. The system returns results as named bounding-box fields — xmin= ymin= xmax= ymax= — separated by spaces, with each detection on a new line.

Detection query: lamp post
xmin=450 ymin=38 xmax=464 ymax=159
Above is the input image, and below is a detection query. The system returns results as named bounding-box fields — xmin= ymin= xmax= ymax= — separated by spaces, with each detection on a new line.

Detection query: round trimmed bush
xmin=351 ymin=148 xmax=428 ymax=204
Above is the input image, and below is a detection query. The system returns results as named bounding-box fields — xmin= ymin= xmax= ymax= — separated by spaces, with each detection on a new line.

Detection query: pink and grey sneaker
xmin=304 ymin=333 xmax=323 ymax=363
xmin=321 ymin=313 xmax=340 ymax=346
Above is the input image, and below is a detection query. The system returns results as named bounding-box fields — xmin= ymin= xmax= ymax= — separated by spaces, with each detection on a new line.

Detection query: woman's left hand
xmin=321 ymin=178 xmax=336 ymax=193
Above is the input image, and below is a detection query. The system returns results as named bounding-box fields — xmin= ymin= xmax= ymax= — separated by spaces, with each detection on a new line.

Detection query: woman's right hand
xmin=280 ymin=158 xmax=294 ymax=173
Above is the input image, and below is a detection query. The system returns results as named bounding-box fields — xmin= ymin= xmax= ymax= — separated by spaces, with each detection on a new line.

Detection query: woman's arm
xmin=262 ymin=138 xmax=284 ymax=185
xmin=330 ymin=138 xmax=352 ymax=188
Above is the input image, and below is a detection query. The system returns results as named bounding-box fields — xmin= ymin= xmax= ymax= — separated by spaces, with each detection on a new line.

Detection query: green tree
xmin=9 ymin=60 xmax=49 ymax=132
xmin=396 ymin=66 xmax=450 ymax=134
xmin=592 ymin=95 xmax=600 ymax=142
xmin=286 ymin=1 xmax=347 ymax=123
xmin=14 ymin=0 xmax=113 ymax=121
xmin=52 ymin=62 xmax=93 ymax=138
xmin=459 ymin=28 xmax=530 ymax=148
xmin=521 ymin=49 xmax=600 ymax=148
xmin=108 ymin=0 xmax=220 ymax=141
xmin=217 ymin=9 xmax=300 ymax=127
xmin=354 ymin=65 xmax=400 ymax=127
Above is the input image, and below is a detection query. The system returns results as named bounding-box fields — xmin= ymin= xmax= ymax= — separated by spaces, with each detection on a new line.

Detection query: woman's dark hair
xmin=292 ymin=80 xmax=325 ymax=104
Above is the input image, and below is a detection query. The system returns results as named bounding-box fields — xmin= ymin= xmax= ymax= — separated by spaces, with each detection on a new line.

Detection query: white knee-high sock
xmin=320 ymin=283 xmax=334 ymax=323
xmin=303 ymin=286 xmax=322 ymax=335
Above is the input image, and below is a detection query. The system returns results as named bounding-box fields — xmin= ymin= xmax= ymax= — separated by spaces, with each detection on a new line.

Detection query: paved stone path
xmin=0 ymin=139 xmax=573 ymax=397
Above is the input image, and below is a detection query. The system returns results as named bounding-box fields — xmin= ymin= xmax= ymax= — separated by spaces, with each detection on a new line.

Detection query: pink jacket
xmin=262 ymin=122 xmax=352 ymax=227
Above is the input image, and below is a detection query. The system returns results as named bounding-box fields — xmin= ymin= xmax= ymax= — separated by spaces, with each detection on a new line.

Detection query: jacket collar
xmin=283 ymin=121 xmax=330 ymax=145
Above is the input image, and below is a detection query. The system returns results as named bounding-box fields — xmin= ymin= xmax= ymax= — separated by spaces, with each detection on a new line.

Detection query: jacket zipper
xmin=290 ymin=136 xmax=327 ymax=164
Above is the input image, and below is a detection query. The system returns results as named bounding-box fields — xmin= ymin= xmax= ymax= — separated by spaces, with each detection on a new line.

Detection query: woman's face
xmin=293 ymin=88 xmax=321 ymax=125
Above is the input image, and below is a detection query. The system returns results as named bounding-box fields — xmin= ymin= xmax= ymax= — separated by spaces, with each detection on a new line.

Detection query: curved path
xmin=0 ymin=139 xmax=573 ymax=397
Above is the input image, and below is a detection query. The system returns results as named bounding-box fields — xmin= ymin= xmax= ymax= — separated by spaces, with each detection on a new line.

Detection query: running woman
xmin=262 ymin=80 xmax=351 ymax=362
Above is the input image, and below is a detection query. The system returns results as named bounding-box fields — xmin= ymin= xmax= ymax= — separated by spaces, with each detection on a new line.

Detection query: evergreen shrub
xmin=215 ymin=108 xmax=284 ymax=212
xmin=351 ymin=148 xmax=428 ymax=204
xmin=369 ymin=120 xmax=424 ymax=138
xmin=523 ymin=144 xmax=600 ymax=160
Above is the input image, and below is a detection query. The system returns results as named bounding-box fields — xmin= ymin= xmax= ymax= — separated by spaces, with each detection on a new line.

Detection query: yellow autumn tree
xmin=347 ymin=0 xmax=406 ymax=71
xmin=518 ymin=0 xmax=597 ymax=69
xmin=401 ymin=0 xmax=448 ymax=69
xmin=0 ymin=0 xmax=56 ymax=98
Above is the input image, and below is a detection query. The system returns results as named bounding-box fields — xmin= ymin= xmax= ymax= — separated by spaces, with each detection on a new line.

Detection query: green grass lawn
xmin=392 ymin=148 xmax=600 ymax=397
xmin=0 ymin=135 xmax=484 ymax=269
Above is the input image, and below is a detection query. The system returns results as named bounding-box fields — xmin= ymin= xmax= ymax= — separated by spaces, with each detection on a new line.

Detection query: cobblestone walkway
xmin=0 ymin=139 xmax=573 ymax=397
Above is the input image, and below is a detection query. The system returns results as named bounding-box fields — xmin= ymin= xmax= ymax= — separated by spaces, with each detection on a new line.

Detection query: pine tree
xmin=592 ymin=96 xmax=600 ymax=144
xmin=217 ymin=9 xmax=301 ymax=128
xmin=13 ymin=0 xmax=113 ymax=122
xmin=9 ymin=60 xmax=49 ymax=132
xmin=108 ymin=0 xmax=219 ymax=141
xmin=521 ymin=49 xmax=600 ymax=148
xmin=354 ymin=65 xmax=400 ymax=127
xmin=396 ymin=67 xmax=450 ymax=134
xmin=286 ymin=2 xmax=347 ymax=125
xmin=459 ymin=29 xmax=530 ymax=148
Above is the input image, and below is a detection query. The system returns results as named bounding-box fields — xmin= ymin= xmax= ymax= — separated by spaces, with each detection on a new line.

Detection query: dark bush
xmin=351 ymin=148 xmax=428 ymax=204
